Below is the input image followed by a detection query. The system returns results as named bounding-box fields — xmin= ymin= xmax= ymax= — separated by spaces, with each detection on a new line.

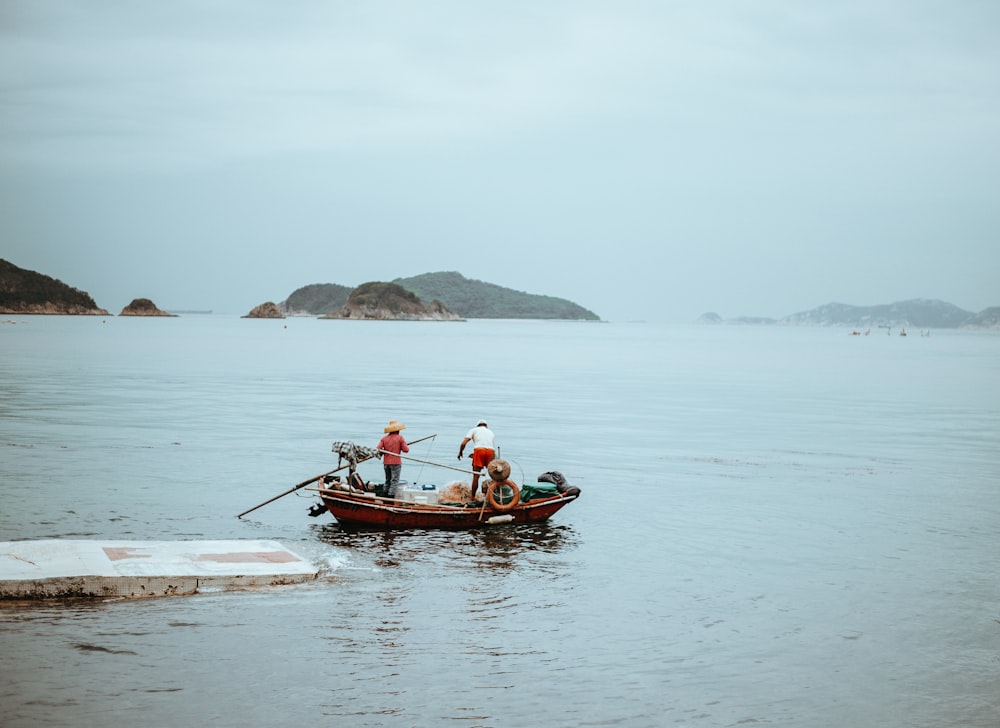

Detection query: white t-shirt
xmin=465 ymin=425 xmax=496 ymax=450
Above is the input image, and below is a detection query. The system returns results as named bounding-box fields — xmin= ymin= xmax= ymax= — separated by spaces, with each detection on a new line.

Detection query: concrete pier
xmin=0 ymin=539 xmax=319 ymax=599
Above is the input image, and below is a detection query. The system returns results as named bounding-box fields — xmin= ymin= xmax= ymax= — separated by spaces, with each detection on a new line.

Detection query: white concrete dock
xmin=0 ymin=539 xmax=319 ymax=599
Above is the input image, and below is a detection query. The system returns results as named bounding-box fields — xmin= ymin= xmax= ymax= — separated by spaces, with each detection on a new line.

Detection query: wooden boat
xmin=310 ymin=487 xmax=578 ymax=530
xmin=235 ymin=437 xmax=580 ymax=530
xmin=308 ymin=473 xmax=580 ymax=531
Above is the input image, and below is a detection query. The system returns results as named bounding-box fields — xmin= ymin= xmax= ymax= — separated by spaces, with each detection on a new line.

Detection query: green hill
xmin=282 ymin=282 xmax=353 ymax=315
xmin=393 ymin=272 xmax=599 ymax=320
xmin=0 ymin=259 xmax=108 ymax=315
xmin=283 ymin=272 xmax=599 ymax=320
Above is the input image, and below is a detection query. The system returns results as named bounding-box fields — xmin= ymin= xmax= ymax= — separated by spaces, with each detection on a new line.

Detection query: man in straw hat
xmin=377 ymin=420 xmax=409 ymax=498
xmin=458 ymin=420 xmax=496 ymax=501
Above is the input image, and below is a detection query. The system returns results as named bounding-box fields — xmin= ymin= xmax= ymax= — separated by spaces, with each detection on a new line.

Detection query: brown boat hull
xmin=318 ymin=489 xmax=578 ymax=530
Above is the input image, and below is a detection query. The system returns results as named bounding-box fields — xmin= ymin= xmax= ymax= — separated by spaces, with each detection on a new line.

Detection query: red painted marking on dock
xmin=194 ymin=551 xmax=301 ymax=564
xmin=103 ymin=547 xmax=152 ymax=561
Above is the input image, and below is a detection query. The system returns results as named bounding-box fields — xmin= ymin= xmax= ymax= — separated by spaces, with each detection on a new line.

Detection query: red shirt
xmin=377 ymin=432 xmax=409 ymax=465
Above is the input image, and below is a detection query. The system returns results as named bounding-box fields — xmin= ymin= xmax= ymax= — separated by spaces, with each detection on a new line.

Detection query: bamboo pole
xmin=236 ymin=434 xmax=436 ymax=518
xmin=379 ymin=450 xmax=481 ymax=477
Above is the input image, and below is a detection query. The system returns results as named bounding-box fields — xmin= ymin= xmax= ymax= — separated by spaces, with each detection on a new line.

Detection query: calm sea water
xmin=1 ymin=316 xmax=998 ymax=727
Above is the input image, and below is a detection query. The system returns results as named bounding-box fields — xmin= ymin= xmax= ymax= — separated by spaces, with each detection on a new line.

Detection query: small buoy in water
xmin=486 ymin=514 xmax=514 ymax=525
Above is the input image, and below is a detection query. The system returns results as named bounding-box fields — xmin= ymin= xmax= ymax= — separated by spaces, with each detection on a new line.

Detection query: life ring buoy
xmin=486 ymin=479 xmax=520 ymax=512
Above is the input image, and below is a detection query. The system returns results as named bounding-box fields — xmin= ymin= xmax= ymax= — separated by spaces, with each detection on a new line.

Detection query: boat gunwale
xmin=310 ymin=485 xmax=577 ymax=514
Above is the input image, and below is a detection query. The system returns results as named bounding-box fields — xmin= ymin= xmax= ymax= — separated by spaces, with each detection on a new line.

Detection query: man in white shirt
xmin=457 ymin=420 xmax=496 ymax=501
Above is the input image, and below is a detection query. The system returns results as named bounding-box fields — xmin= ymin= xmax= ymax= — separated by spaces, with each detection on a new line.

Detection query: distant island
xmin=0 ymin=260 xmax=598 ymax=320
xmin=282 ymin=271 xmax=600 ymax=320
xmin=0 ymin=258 xmax=108 ymax=315
xmin=698 ymin=299 xmax=1000 ymax=330
xmin=242 ymin=302 xmax=285 ymax=319
xmin=4 ymin=257 xmax=997 ymax=328
xmin=317 ymin=281 xmax=462 ymax=321
xmin=120 ymin=298 xmax=176 ymax=317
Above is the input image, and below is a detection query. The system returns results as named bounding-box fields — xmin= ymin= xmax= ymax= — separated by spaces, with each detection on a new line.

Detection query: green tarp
xmin=519 ymin=482 xmax=561 ymax=502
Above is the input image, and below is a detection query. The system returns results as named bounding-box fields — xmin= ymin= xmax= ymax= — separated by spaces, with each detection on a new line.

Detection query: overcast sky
xmin=1 ymin=1 xmax=998 ymax=321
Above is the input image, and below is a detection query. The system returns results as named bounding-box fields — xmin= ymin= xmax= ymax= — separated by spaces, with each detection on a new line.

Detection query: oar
xmin=236 ymin=434 xmax=436 ymax=518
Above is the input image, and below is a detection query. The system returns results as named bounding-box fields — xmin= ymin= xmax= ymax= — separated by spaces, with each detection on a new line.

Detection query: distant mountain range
xmin=3 ymin=258 xmax=996 ymax=328
xmin=698 ymin=299 xmax=1000 ymax=329
xmin=283 ymin=271 xmax=600 ymax=320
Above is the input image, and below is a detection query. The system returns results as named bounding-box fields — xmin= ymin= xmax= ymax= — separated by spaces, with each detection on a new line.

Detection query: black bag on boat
xmin=538 ymin=471 xmax=566 ymax=488
xmin=538 ymin=470 xmax=581 ymax=498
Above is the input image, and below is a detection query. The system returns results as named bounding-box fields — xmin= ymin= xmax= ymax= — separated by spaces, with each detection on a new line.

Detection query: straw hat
xmin=384 ymin=420 xmax=406 ymax=433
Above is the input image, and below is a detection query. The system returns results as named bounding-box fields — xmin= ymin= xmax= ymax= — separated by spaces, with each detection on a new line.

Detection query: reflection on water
xmin=312 ymin=521 xmax=579 ymax=573
xmin=473 ymin=522 xmax=578 ymax=555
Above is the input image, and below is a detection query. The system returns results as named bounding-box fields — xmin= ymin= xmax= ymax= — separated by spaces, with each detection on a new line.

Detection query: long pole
xmin=382 ymin=451 xmax=480 ymax=476
xmin=236 ymin=434 xmax=436 ymax=518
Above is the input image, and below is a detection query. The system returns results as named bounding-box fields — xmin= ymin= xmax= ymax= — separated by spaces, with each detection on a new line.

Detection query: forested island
xmin=282 ymin=271 xmax=600 ymax=320
xmin=0 ymin=259 xmax=108 ymax=315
